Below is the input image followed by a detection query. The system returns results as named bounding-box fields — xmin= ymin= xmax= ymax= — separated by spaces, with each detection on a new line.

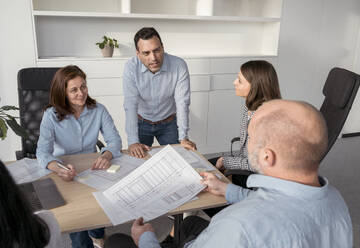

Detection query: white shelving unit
xmin=31 ymin=0 xmax=283 ymax=153
xmin=32 ymin=0 xmax=282 ymax=60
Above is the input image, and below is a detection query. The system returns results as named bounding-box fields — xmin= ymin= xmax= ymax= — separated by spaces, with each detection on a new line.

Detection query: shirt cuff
xmin=138 ymin=231 xmax=161 ymax=248
xmin=178 ymin=130 xmax=188 ymax=141
xmin=128 ymin=137 xmax=140 ymax=146
xmin=39 ymin=156 xmax=63 ymax=170
xmin=225 ymin=183 xmax=240 ymax=204
xmin=101 ymin=147 xmax=122 ymax=158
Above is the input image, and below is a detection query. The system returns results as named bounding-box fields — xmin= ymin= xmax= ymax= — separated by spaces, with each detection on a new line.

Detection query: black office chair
xmin=16 ymin=68 xmax=104 ymax=160
xmin=223 ymin=67 xmax=360 ymax=186
xmin=319 ymin=67 xmax=360 ymax=159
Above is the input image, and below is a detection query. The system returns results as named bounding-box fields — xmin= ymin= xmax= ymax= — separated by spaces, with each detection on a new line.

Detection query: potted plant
xmin=0 ymin=104 xmax=28 ymax=140
xmin=96 ymin=35 xmax=119 ymax=57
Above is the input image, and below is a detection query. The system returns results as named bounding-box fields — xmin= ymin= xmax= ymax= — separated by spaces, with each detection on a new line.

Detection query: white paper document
xmin=95 ymin=145 xmax=206 ymax=225
xmin=148 ymin=146 xmax=215 ymax=171
xmin=75 ymin=154 xmax=145 ymax=190
xmin=6 ymin=158 xmax=51 ymax=184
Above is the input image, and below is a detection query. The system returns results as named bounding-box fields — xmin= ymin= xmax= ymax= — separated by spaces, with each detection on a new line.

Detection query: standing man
xmin=123 ymin=27 xmax=196 ymax=158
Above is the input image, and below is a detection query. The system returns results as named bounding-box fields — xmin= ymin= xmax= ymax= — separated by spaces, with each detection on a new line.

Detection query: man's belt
xmin=137 ymin=114 xmax=176 ymax=125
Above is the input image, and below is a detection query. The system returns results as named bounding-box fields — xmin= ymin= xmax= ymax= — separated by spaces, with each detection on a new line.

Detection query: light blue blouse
xmin=36 ymin=103 xmax=122 ymax=169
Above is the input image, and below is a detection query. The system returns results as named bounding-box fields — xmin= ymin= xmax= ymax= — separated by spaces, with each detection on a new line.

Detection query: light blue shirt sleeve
xmin=174 ymin=59 xmax=190 ymax=140
xmin=225 ymin=183 xmax=253 ymax=204
xmin=99 ymin=105 xmax=122 ymax=158
xmin=123 ymin=60 xmax=140 ymax=145
xmin=36 ymin=110 xmax=63 ymax=169
xmin=138 ymin=231 xmax=161 ymax=248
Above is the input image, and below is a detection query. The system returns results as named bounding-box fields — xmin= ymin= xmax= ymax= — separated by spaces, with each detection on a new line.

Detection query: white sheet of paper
xmin=97 ymin=145 xmax=206 ymax=225
xmin=6 ymin=158 xmax=51 ymax=184
xmin=149 ymin=146 xmax=215 ymax=171
xmin=75 ymin=154 xmax=145 ymax=190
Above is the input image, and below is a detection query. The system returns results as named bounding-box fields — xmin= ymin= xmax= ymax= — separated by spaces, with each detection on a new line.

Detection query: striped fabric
xmin=223 ymin=103 xmax=255 ymax=171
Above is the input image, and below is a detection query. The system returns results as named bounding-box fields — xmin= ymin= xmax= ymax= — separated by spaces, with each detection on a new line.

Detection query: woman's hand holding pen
xmin=47 ymin=161 xmax=77 ymax=181
xmin=57 ymin=164 xmax=77 ymax=181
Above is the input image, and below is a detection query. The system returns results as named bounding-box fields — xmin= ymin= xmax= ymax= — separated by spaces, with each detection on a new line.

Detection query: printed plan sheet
xmin=75 ymin=154 xmax=145 ymax=190
xmin=6 ymin=158 xmax=51 ymax=184
xmin=94 ymin=145 xmax=206 ymax=225
xmin=148 ymin=145 xmax=215 ymax=172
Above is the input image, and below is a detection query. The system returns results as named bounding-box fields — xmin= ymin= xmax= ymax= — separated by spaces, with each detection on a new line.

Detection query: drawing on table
xmin=95 ymin=145 xmax=205 ymax=225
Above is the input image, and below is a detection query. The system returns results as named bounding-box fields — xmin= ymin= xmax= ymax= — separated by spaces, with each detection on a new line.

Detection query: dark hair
xmin=47 ymin=65 xmax=96 ymax=121
xmin=0 ymin=160 xmax=50 ymax=247
xmin=134 ymin=27 xmax=163 ymax=50
xmin=241 ymin=60 xmax=281 ymax=111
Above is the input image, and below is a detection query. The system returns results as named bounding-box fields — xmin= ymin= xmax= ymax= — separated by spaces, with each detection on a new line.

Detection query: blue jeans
xmin=69 ymin=227 xmax=104 ymax=248
xmin=138 ymin=117 xmax=179 ymax=146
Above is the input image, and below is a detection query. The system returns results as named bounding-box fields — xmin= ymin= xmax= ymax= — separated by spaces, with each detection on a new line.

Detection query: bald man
xmin=106 ymin=100 xmax=353 ymax=248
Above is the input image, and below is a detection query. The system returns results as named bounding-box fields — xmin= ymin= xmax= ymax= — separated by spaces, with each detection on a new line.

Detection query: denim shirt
xmin=139 ymin=174 xmax=353 ymax=248
xmin=36 ymin=103 xmax=122 ymax=168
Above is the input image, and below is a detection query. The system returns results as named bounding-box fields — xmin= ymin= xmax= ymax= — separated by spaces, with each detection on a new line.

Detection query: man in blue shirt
xmin=123 ymin=27 xmax=196 ymax=158
xmin=120 ymin=100 xmax=352 ymax=248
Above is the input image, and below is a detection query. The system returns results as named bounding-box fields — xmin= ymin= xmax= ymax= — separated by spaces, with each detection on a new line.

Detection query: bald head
xmin=248 ymin=100 xmax=328 ymax=174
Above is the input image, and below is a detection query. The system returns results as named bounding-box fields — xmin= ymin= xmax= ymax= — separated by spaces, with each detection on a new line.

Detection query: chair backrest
xmin=17 ymin=67 xmax=60 ymax=158
xmin=320 ymin=67 xmax=360 ymax=159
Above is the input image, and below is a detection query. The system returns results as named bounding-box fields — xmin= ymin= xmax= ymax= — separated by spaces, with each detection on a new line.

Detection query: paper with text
xmin=6 ymin=158 xmax=51 ymax=184
xmin=97 ymin=145 xmax=205 ymax=225
xmin=148 ymin=146 xmax=215 ymax=171
xmin=75 ymin=154 xmax=145 ymax=190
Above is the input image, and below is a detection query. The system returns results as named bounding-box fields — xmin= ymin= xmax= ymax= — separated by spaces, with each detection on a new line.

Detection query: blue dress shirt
xmin=139 ymin=174 xmax=353 ymax=248
xmin=36 ymin=103 xmax=122 ymax=169
xmin=123 ymin=53 xmax=190 ymax=145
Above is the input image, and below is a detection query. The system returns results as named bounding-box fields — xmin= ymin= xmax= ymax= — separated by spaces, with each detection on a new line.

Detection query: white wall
xmin=1 ymin=0 xmax=360 ymax=161
xmin=0 ymin=1 xmax=37 ymax=161
xmin=278 ymin=0 xmax=360 ymax=134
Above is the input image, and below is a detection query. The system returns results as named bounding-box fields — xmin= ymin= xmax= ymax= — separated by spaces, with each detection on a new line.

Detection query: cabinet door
xmin=188 ymin=92 xmax=209 ymax=148
xmin=207 ymin=91 xmax=243 ymax=150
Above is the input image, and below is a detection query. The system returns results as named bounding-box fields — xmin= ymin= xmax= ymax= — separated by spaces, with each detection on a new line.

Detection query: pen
xmin=57 ymin=162 xmax=70 ymax=171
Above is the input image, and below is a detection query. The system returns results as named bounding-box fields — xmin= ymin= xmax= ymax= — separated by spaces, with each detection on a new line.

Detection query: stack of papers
xmin=6 ymin=158 xmax=51 ymax=184
xmin=75 ymin=154 xmax=145 ymax=190
xmin=93 ymin=145 xmax=206 ymax=225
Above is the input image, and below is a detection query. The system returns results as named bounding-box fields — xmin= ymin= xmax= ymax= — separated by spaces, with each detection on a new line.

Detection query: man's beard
xmin=249 ymin=145 xmax=263 ymax=174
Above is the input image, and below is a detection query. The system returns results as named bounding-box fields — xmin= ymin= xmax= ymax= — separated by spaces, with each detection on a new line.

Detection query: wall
xmin=278 ymin=0 xmax=360 ymax=134
xmin=0 ymin=0 xmax=37 ymax=161
xmin=1 ymin=0 xmax=360 ymax=161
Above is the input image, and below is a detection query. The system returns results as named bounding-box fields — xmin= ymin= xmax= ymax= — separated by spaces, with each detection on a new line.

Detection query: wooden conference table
xmin=14 ymin=147 xmax=229 ymax=244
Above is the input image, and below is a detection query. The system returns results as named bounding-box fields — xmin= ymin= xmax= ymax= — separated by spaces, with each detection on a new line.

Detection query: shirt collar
xmin=247 ymin=174 xmax=329 ymax=199
xmin=79 ymin=105 xmax=89 ymax=118
xmin=140 ymin=53 xmax=168 ymax=74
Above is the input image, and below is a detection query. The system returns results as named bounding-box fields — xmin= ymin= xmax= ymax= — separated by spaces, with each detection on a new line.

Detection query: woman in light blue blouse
xmin=36 ymin=65 xmax=122 ymax=248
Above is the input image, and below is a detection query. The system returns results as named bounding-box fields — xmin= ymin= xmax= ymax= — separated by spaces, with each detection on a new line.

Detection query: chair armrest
xmin=230 ymin=137 xmax=241 ymax=156
xmin=96 ymin=140 xmax=105 ymax=151
xmin=224 ymin=169 xmax=254 ymax=177
xmin=231 ymin=137 xmax=240 ymax=144
xmin=15 ymin=150 xmax=25 ymax=160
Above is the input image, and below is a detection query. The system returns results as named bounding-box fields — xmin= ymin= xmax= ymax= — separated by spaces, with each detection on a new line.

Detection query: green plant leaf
xmin=0 ymin=118 xmax=8 ymax=140
xmin=0 ymin=105 xmax=19 ymax=111
xmin=99 ymin=43 xmax=105 ymax=49
xmin=5 ymin=117 xmax=29 ymax=139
